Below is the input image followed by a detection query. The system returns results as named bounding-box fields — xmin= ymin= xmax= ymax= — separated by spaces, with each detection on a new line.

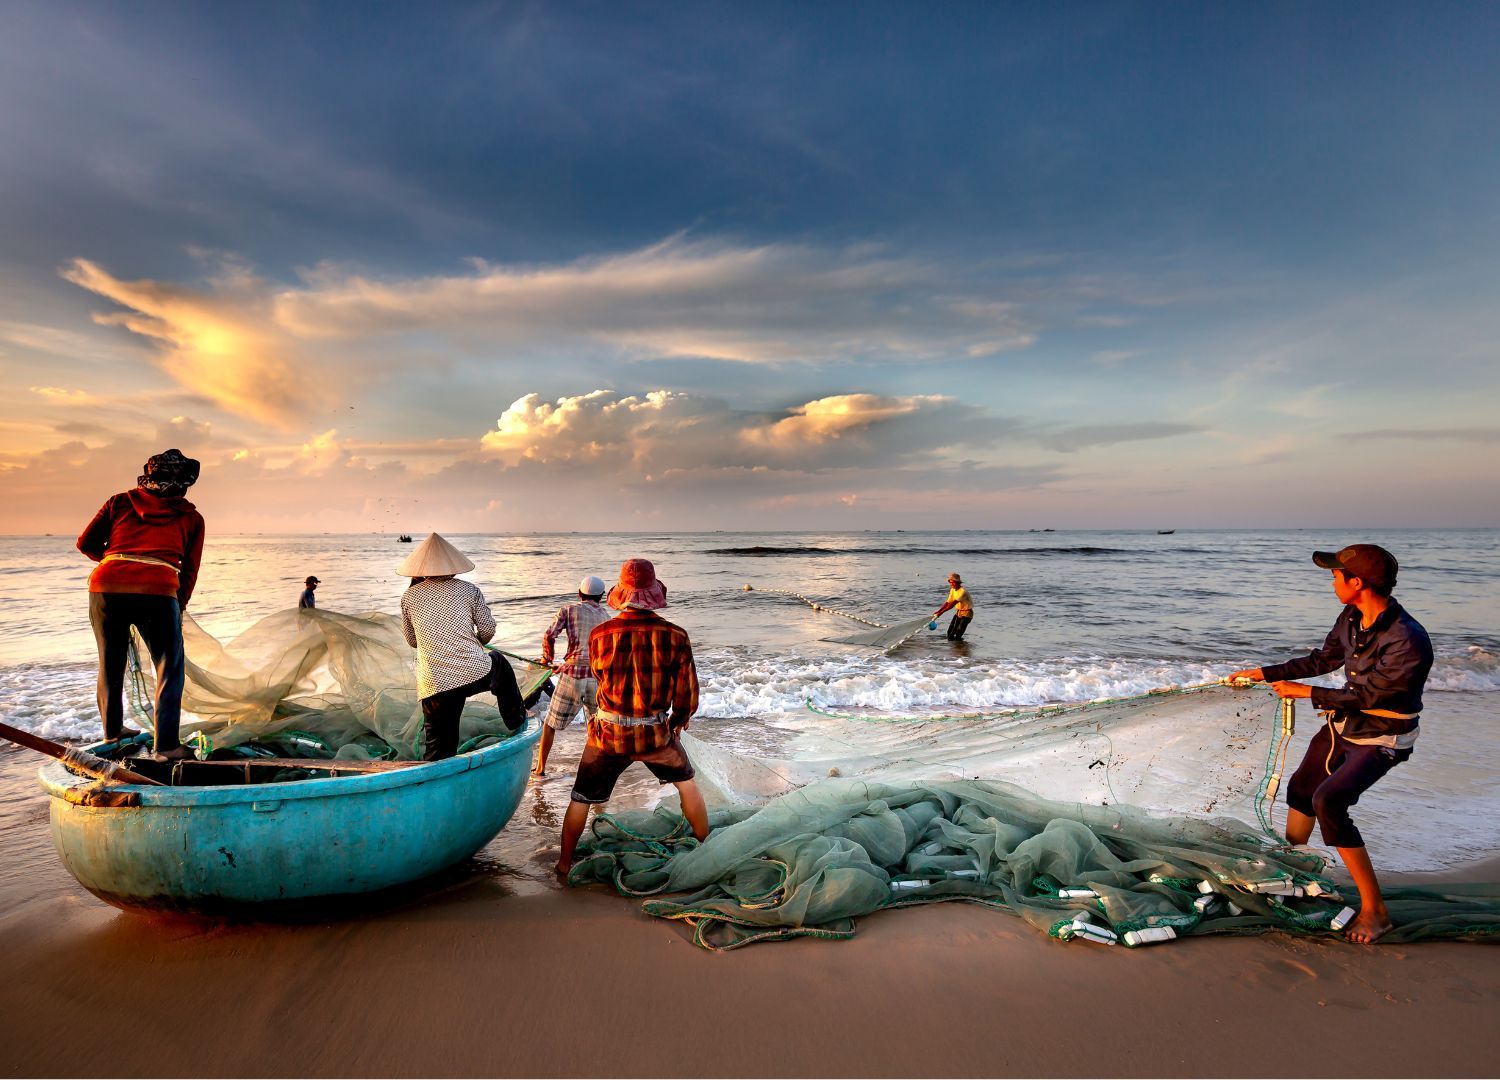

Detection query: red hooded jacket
xmin=77 ymin=489 xmax=206 ymax=608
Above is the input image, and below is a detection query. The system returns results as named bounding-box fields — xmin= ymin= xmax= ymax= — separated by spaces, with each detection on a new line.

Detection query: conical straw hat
xmin=396 ymin=533 xmax=475 ymax=577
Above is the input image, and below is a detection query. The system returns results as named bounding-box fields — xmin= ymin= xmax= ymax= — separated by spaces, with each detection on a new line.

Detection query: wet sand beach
xmin=3 ymin=743 xmax=1497 ymax=1079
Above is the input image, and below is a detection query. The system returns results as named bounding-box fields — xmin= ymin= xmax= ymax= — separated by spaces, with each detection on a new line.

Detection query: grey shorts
xmin=544 ymin=674 xmax=598 ymax=731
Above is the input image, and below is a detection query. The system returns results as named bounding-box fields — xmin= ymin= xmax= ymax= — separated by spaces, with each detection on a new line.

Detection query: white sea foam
xmin=3 ymin=644 xmax=1494 ymax=746
xmin=696 ymin=651 xmax=1229 ymax=718
xmin=1428 ymin=646 xmax=1500 ymax=692
xmin=0 ymin=662 xmax=100 ymax=742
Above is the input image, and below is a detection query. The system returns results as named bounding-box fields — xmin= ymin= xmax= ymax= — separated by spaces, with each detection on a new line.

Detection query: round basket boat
xmin=37 ymin=721 xmax=542 ymax=914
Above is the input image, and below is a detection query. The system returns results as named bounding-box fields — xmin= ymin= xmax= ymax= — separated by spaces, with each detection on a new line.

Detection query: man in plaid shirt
xmin=554 ymin=558 xmax=710 ymax=878
xmin=533 ymin=574 xmax=611 ymax=776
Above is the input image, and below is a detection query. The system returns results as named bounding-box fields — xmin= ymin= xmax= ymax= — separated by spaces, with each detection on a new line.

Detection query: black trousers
xmin=89 ymin=592 xmax=185 ymax=751
xmin=1285 ymin=720 xmax=1411 ymax=849
xmin=419 ymin=653 xmax=525 ymax=761
xmin=946 ymin=614 xmax=972 ymax=640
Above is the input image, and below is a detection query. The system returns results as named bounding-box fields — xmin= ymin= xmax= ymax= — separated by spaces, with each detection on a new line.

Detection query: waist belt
xmin=101 ymin=553 xmax=179 ymax=575
xmin=1325 ymin=708 xmax=1421 ymax=749
xmin=595 ymin=709 xmax=668 ymax=727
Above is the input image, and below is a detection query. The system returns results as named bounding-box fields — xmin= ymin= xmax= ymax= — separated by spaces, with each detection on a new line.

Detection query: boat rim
xmin=38 ymin=718 xmax=540 ymax=808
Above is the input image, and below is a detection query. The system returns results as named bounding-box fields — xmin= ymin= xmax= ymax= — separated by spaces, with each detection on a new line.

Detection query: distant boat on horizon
xmin=1157 ymin=529 xmax=1176 ymax=535
xmin=397 ymin=534 xmax=413 ymax=542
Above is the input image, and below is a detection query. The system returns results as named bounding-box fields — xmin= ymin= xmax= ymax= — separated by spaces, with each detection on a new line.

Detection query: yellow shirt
xmin=947 ymin=586 xmax=972 ymax=618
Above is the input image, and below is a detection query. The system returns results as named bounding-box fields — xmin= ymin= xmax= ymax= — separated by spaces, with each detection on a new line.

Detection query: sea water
xmin=1 ymin=528 xmax=1496 ymax=871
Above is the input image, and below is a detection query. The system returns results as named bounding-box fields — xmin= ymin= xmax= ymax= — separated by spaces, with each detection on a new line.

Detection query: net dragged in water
xmin=822 ymin=613 xmax=938 ymax=651
xmin=741 ymin=584 xmax=935 ymax=651
xmin=132 ymin=609 xmax=551 ymax=760
xmin=569 ymin=776 xmax=1500 ymax=950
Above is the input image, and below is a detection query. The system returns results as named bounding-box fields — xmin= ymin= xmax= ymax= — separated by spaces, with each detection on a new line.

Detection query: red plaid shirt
xmin=587 ymin=609 xmax=699 ymax=754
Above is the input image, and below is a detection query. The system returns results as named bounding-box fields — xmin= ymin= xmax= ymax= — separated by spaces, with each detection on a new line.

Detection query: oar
xmin=0 ymin=720 xmax=163 ymax=786
xmin=181 ymin=756 xmax=417 ymax=774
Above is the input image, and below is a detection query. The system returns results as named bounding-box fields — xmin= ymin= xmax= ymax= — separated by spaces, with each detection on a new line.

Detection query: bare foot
xmin=530 ymin=767 xmax=547 ymax=779
xmin=552 ymin=862 xmax=571 ymax=883
xmin=1345 ymin=910 xmax=1393 ymax=944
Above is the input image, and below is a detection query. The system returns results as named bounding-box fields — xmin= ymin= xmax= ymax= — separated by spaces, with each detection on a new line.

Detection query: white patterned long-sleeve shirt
xmin=400 ymin=577 xmax=497 ymax=698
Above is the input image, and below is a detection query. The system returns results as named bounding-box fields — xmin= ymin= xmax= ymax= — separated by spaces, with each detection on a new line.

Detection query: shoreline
xmin=3 ymin=875 xmax=1498 ymax=1078
xmin=3 ymin=743 xmax=1499 ymax=1078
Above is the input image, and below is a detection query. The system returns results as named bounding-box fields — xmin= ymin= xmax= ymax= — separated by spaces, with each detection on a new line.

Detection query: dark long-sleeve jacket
xmin=77 ymin=489 xmax=206 ymax=609
xmin=1262 ymin=600 xmax=1432 ymax=737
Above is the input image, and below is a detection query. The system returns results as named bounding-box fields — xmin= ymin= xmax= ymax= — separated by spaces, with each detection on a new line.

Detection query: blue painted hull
xmin=38 ymin=721 xmax=541 ymax=913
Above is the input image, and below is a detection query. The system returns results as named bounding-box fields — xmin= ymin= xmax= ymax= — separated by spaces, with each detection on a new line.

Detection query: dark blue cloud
xmin=5 ymin=0 xmax=1500 ymax=287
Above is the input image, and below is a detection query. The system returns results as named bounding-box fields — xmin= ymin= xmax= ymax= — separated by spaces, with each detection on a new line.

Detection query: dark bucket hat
xmin=138 ymin=448 xmax=201 ymax=494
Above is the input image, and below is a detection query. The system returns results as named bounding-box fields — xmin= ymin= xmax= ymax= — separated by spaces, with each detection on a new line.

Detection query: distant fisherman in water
xmin=555 ymin=559 xmax=709 ymax=879
xmin=299 ymin=575 xmax=319 ymax=609
xmin=932 ymin=572 xmax=973 ymax=640
xmin=533 ymin=574 xmax=610 ymax=778
xmin=76 ymin=448 xmax=204 ymax=761
xmin=398 ymin=533 xmax=524 ymax=761
xmin=1230 ymin=544 xmax=1432 ymax=945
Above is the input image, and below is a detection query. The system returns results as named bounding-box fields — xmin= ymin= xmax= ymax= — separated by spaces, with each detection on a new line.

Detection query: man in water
xmin=932 ymin=572 xmax=973 ymax=640
xmin=77 ymin=449 xmax=205 ymax=761
xmin=299 ymin=575 xmax=320 ymax=609
xmin=554 ymin=558 xmax=709 ymax=878
xmin=533 ymin=574 xmax=611 ymax=777
xmin=1230 ymin=543 xmax=1432 ymax=944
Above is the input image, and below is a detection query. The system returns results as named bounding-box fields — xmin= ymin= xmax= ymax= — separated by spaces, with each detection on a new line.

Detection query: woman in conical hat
xmin=397 ymin=531 xmax=475 ymax=578
xmin=398 ymin=533 xmax=524 ymax=760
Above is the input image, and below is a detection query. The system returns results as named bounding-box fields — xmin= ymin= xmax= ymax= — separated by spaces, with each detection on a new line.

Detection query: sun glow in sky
xmin=1 ymin=2 xmax=1497 ymax=533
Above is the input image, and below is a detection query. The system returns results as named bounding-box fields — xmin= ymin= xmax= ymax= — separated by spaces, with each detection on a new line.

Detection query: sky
xmin=2 ymin=1 xmax=1497 ymax=533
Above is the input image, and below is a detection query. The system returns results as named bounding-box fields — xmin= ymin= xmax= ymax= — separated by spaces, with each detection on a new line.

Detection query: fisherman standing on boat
xmin=77 ymin=448 xmax=204 ymax=761
xmin=932 ymin=572 xmax=974 ymax=640
xmin=532 ymin=574 xmax=610 ymax=778
xmin=299 ymin=575 xmax=319 ymax=609
xmin=554 ymin=559 xmax=709 ymax=878
xmin=1230 ymin=544 xmax=1432 ymax=945
xmin=398 ymin=533 xmax=525 ymax=761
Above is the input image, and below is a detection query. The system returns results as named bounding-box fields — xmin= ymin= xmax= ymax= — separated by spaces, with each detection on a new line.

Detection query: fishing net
xmin=741 ymin=585 xmax=934 ymax=652
xmin=574 ymin=685 xmax=1500 ymax=950
xmin=823 ymin=613 xmax=937 ymax=651
xmin=131 ymin=609 xmax=551 ymax=760
xmin=570 ymin=776 xmax=1500 ymax=950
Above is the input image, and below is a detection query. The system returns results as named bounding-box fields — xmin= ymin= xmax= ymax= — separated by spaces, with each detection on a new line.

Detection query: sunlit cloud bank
xmin=56 ymin=236 xmax=1118 ymax=428
xmin=23 ymin=236 xmax=1493 ymax=533
xmin=0 ymin=382 xmax=1221 ymax=532
xmin=480 ymin=389 xmax=1000 ymax=474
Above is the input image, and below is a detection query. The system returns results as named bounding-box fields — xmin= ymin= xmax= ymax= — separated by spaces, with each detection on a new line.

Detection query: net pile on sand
xmin=570 ymin=775 xmax=1500 ymax=950
xmin=134 ymin=609 xmax=550 ymax=760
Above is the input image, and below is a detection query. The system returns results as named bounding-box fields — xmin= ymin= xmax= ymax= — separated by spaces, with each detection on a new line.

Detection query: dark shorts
xmin=570 ymin=732 xmax=696 ymax=804
xmin=1285 ymin=719 xmax=1412 ymax=849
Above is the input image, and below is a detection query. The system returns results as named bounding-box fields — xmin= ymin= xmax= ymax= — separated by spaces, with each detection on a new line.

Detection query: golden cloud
xmin=62 ymin=259 xmax=323 ymax=428
xmin=741 ymin=393 xmax=948 ymax=448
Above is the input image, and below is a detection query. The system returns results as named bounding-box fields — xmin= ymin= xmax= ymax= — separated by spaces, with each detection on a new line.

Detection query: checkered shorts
xmin=544 ymin=674 xmax=599 ymax=731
